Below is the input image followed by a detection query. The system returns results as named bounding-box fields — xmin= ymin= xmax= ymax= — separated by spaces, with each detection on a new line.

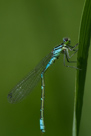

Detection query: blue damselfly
xmin=7 ymin=38 xmax=79 ymax=133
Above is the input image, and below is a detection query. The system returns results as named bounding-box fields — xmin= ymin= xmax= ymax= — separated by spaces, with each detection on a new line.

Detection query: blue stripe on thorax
xmin=42 ymin=44 xmax=63 ymax=74
xmin=53 ymin=44 xmax=63 ymax=57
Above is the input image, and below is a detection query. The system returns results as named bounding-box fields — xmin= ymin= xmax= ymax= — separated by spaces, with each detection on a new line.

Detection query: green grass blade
xmin=72 ymin=0 xmax=91 ymax=136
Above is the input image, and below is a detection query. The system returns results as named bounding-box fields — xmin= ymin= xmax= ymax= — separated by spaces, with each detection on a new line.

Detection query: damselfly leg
xmin=63 ymin=44 xmax=80 ymax=69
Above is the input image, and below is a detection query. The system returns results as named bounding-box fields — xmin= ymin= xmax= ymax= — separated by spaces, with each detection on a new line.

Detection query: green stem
xmin=72 ymin=0 xmax=91 ymax=136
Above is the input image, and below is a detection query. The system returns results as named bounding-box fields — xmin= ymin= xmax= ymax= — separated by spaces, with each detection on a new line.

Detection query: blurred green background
xmin=0 ymin=0 xmax=91 ymax=136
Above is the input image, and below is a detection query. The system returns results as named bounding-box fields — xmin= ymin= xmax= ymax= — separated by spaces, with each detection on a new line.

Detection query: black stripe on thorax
xmin=54 ymin=43 xmax=64 ymax=50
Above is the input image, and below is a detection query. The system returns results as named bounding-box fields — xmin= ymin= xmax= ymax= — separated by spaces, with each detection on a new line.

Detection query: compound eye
xmin=63 ymin=37 xmax=68 ymax=42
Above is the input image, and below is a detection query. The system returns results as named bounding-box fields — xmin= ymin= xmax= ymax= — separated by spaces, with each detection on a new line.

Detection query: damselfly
xmin=7 ymin=38 xmax=79 ymax=133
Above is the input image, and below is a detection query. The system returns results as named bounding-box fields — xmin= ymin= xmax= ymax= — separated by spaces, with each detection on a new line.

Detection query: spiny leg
xmin=68 ymin=43 xmax=78 ymax=50
xmin=40 ymin=72 xmax=45 ymax=133
xmin=67 ymin=43 xmax=78 ymax=59
xmin=72 ymin=43 xmax=78 ymax=49
xmin=63 ymin=50 xmax=80 ymax=69
xmin=69 ymin=49 xmax=78 ymax=59
xmin=65 ymin=49 xmax=77 ymax=63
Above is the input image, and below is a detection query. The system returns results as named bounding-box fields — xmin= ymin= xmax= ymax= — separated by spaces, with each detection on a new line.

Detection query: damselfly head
xmin=63 ymin=37 xmax=71 ymax=45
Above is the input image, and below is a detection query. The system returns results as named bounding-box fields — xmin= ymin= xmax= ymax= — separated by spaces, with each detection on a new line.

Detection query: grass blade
xmin=72 ymin=0 xmax=91 ymax=136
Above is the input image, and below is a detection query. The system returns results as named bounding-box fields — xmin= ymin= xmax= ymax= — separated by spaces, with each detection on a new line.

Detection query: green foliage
xmin=72 ymin=0 xmax=91 ymax=136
